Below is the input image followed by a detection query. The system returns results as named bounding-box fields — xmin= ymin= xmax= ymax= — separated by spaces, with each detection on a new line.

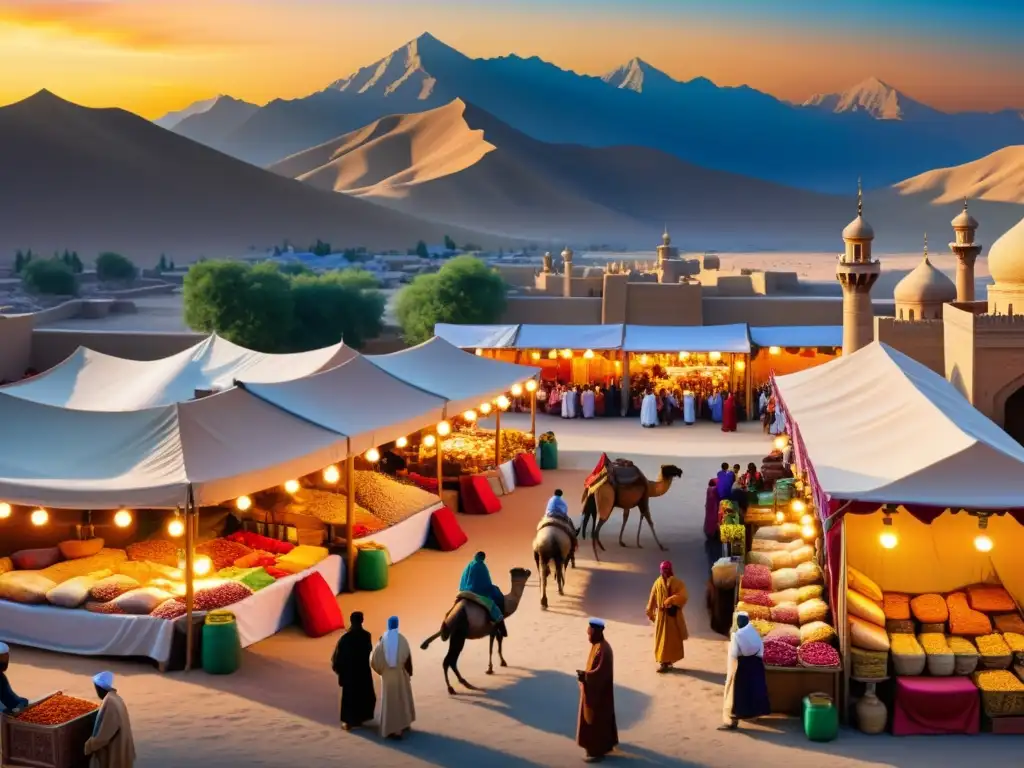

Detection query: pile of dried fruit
xmin=740 ymin=565 xmax=771 ymax=591
xmin=196 ymin=539 xmax=253 ymax=571
xmin=798 ymin=641 xmax=841 ymax=668
xmin=16 ymin=694 xmax=97 ymax=725
xmin=763 ymin=639 xmax=798 ymax=667
xmin=193 ymin=581 xmax=252 ymax=611
xmin=126 ymin=540 xmax=178 ymax=568
xmin=151 ymin=598 xmax=187 ymax=620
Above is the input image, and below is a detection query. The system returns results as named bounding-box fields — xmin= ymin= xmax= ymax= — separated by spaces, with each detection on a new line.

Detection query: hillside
xmin=0 ymin=91 xmax=495 ymax=264
xmin=892 ymin=146 xmax=1024 ymax=204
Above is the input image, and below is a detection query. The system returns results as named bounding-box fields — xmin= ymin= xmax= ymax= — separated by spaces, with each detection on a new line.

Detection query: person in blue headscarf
xmin=458 ymin=552 xmax=506 ymax=630
xmin=0 ymin=643 xmax=28 ymax=714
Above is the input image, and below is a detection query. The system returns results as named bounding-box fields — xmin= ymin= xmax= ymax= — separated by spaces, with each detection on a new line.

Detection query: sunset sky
xmin=2 ymin=0 xmax=1022 ymax=118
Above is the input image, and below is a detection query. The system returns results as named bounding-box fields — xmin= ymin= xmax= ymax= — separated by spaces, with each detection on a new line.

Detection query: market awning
xmin=514 ymin=324 xmax=624 ymax=351
xmin=368 ymin=337 xmax=541 ymax=414
xmin=433 ymin=323 xmax=520 ymax=349
xmin=0 ymin=387 xmax=345 ymax=509
xmin=239 ymin=355 xmax=446 ymax=455
xmin=0 ymin=334 xmax=355 ymax=410
xmin=774 ymin=342 xmax=1024 ymax=509
xmin=622 ymin=324 xmax=751 ymax=353
xmin=750 ymin=326 xmax=842 ymax=349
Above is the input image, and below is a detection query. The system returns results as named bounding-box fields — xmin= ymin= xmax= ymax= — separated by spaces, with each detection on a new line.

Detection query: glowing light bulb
xmin=479 ymin=402 xmax=492 ymax=415
xmin=396 ymin=436 xmax=408 ymax=448
xmin=497 ymin=395 xmax=511 ymax=411
xmin=773 ymin=436 xmax=788 ymax=451
xmin=194 ymin=556 xmax=212 ymax=577
xmin=583 ymin=349 xmax=595 ymax=359
xmin=640 ymin=354 xmax=648 ymax=365
xmin=801 ymin=524 xmax=816 ymax=540
xmin=0 ymin=503 xmax=10 ymax=519
xmin=167 ymin=517 xmax=185 ymax=538
xmin=462 ymin=410 xmax=477 ymax=422
xmin=365 ymin=448 xmax=381 ymax=462
xmin=475 ymin=348 xmax=483 ymax=356
xmin=735 ymin=360 xmax=746 ymax=371
xmin=974 ymin=535 xmax=993 ymax=553
xmin=511 ymin=383 xmax=523 ymax=396
xmin=561 ymin=349 xmax=573 ymax=359
xmin=531 ymin=351 xmax=541 ymax=360
xmin=547 ymin=350 xmax=557 ymax=360
xmin=678 ymin=351 xmax=689 ymax=360
xmin=436 ymin=421 xmax=451 ymax=437
xmin=791 ymin=499 xmax=806 ymax=514
xmin=236 ymin=495 xmax=253 ymax=511
xmin=709 ymin=351 xmax=722 ymax=362
xmin=323 ymin=465 xmax=340 ymax=484
xmin=800 ymin=514 xmax=813 ymax=527
xmin=423 ymin=434 xmax=436 ymax=448
xmin=114 ymin=509 xmax=133 ymax=528
xmin=775 ymin=510 xmax=786 ymax=524
xmin=284 ymin=480 xmax=300 ymax=494
xmin=769 ymin=346 xmax=782 ymax=356
xmin=525 ymin=379 xmax=538 ymax=393
xmin=880 ymin=532 xmax=898 ymax=550
xmin=30 ymin=508 xmax=48 ymax=526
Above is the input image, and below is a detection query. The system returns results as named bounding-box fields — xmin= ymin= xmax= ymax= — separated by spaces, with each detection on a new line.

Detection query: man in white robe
xmin=370 ymin=616 xmax=415 ymax=739
xmin=683 ymin=392 xmax=695 ymax=425
xmin=581 ymin=388 xmax=596 ymax=419
xmin=84 ymin=671 xmax=136 ymax=768
xmin=640 ymin=390 xmax=658 ymax=428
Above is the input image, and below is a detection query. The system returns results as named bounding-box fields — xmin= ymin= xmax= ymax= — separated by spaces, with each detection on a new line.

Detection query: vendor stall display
xmin=418 ymin=426 xmax=534 ymax=474
xmin=2 ymin=692 xmax=99 ymax=768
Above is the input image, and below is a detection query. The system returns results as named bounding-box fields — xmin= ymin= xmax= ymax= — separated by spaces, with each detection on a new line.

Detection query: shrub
xmin=96 ymin=252 xmax=137 ymax=281
xmin=22 ymin=258 xmax=77 ymax=296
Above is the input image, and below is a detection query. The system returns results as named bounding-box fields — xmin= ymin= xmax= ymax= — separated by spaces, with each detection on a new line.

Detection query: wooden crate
xmin=1 ymin=693 xmax=98 ymax=768
xmin=765 ymin=666 xmax=841 ymax=716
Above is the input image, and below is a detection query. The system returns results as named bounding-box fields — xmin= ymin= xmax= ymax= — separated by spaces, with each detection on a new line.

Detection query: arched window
xmin=853 ymin=244 xmax=863 ymax=260
xmin=908 ymin=309 xmax=915 ymax=321
xmin=899 ymin=308 xmax=904 ymax=320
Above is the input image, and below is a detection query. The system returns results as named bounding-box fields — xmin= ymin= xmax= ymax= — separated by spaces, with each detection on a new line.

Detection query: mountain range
xmin=160 ymin=33 xmax=1023 ymax=194
xmin=268 ymin=98 xmax=1024 ymax=250
xmin=0 ymin=91 xmax=493 ymax=264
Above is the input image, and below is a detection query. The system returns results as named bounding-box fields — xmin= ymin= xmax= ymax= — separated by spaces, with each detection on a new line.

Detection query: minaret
xmin=656 ymin=227 xmax=675 ymax=267
xmin=836 ymin=179 xmax=880 ymax=355
xmin=542 ymin=251 xmax=553 ymax=273
xmin=949 ymin=198 xmax=982 ymax=303
xmin=561 ymin=246 xmax=573 ymax=298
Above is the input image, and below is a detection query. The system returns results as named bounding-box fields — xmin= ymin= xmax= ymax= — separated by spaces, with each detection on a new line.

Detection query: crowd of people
xmin=533 ymin=381 xmax=626 ymax=419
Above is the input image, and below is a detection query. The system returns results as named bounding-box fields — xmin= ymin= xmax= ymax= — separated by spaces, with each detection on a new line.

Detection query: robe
xmin=723 ymin=628 xmax=770 ymax=723
xmin=594 ymin=390 xmax=606 ymax=417
xmin=459 ymin=558 xmax=504 ymax=621
xmin=577 ymin=640 xmax=618 ymax=758
xmin=709 ymin=393 xmax=723 ymax=423
xmin=721 ymin=395 xmax=737 ymax=432
xmin=639 ymin=394 xmax=658 ymax=427
xmin=581 ymin=390 xmax=595 ymax=419
xmin=561 ymin=392 xmax=570 ymax=418
xmin=84 ymin=691 xmax=136 ymax=768
xmin=331 ymin=626 xmax=376 ymax=727
xmin=758 ymin=391 xmax=768 ymax=417
xmin=770 ymin=406 xmax=787 ymax=436
xmin=683 ymin=393 xmax=695 ymax=424
xmin=645 ymin=576 xmax=689 ymax=664
xmin=0 ymin=671 xmax=28 ymax=713
xmin=370 ymin=634 xmax=416 ymax=738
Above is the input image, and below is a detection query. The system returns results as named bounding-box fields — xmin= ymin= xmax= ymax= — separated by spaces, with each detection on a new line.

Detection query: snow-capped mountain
xmin=802 ymin=76 xmax=940 ymax=121
xmin=601 ymin=57 xmax=679 ymax=94
xmin=154 ymin=95 xmax=222 ymax=129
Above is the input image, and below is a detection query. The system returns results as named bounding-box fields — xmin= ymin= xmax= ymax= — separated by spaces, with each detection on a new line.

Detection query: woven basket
xmin=919 ymin=622 xmax=946 ymax=634
xmin=850 ymin=647 xmax=888 ymax=680
xmin=925 ymin=652 xmax=955 ymax=677
xmin=954 ymin=653 xmax=979 ymax=676
xmin=891 ymin=651 xmax=926 ymax=676
xmin=885 ymin=619 xmax=914 ymax=634
xmin=979 ymin=652 xmax=1013 ymax=671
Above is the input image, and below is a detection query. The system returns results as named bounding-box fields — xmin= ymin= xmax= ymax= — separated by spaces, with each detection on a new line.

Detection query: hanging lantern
xmin=30 ymin=508 xmax=48 ymax=526
xmin=511 ymin=383 xmax=523 ymax=396
xmin=525 ymin=379 xmax=538 ymax=393
xmin=395 ymin=436 xmax=408 ymax=448
xmin=322 ymin=465 xmax=340 ymax=484
xmin=561 ymin=349 xmax=573 ymax=359
xmin=531 ymin=351 xmax=541 ymax=360
xmin=479 ymin=402 xmax=492 ymax=415
xmin=236 ymin=495 xmax=253 ymax=511
xmin=496 ymin=395 xmax=511 ymax=411
xmin=113 ymin=509 xmax=133 ymax=528
xmin=436 ymin=421 xmax=451 ymax=436
xmin=283 ymin=480 xmax=300 ymax=494
xmin=463 ymin=409 xmax=478 ymax=422
xmin=167 ymin=514 xmax=185 ymax=538
xmin=365 ymin=447 xmax=381 ymax=462
xmin=547 ymin=350 xmax=557 ymax=360
xmin=475 ymin=348 xmax=483 ymax=356
xmin=423 ymin=434 xmax=436 ymax=448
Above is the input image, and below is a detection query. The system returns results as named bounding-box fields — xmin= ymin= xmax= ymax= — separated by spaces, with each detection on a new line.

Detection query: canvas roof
xmin=368 ymin=337 xmax=541 ymax=414
xmin=0 ymin=334 xmax=355 ymax=410
xmin=622 ymin=324 xmax=750 ymax=353
xmin=239 ymin=355 xmax=446 ymax=454
xmin=750 ymin=326 xmax=842 ymax=349
xmin=514 ymin=324 xmax=625 ymax=350
xmin=0 ymin=387 xmax=344 ymax=509
xmin=433 ymin=323 xmax=520 ymax=349
xmin=774 ymin=342 xmax=1024 ymax=509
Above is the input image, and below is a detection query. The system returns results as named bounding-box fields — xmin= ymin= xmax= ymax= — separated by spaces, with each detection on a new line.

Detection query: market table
xmin=892 ymin=676 xmax=980 ymax=736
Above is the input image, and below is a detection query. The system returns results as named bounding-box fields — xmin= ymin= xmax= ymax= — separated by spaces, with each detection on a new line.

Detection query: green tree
xmin=22 ymin=258 xmax=77 ymax=296
xmin=309 ymin=239 xmax=332 ymax=257
xmin=443 ymin=235 xmax=457 ymax=251
xmin=184 ymin=260 xmax=295 ymax=352
xmin=70 ymin=252 xmax=83 ymax=273
xmin=289 ymin=271 xmax=385 ymax=350
xmin=168 ymin=259 xmax=176 ymax=271
xmin=415 ymin=240 xmax=429 ymax=259
xmin=96 ymin=252 xmax=137 ymax=281
xmin=395 ymin=255 xmax=507 ymax=344
xmin=276 ymin=261 xmax=313 ymax=276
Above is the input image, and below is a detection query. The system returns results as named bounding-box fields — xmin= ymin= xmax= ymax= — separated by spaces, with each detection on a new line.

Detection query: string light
xmin=709 ymin=351 xmax=722 ymax=362
xmin=436 ymin=421 xmax=451 ymax=436
xmin=396 ymin=436 xmax=408 ymax=448
xmin=475 ymin=348 xmax=483 ymax=356
xmin=423 ymin=434 xmax=436 ymax=448
xmin=775 ymin=510 xmax=786 ymax=524
xmin=511 ymin=383 xmax=523 ymax=396
xmin=236 ymin=495 xmax=253 ymax=511
xmin=479 ymin=402 xmax=492 ymax=415
xmin=0 ymin=502 xmax=10 ymax=520
xmin=735 ymin=359 xmax=746 ymax=371
xmin=30 ymin=508 xmax=48 ymax=526
xmin=365 ymin=448 xmax=381 ymax=462
xmin=463 ymin=410 xmax=477 ymax=422
xmin=547 ymin=350 xmax=557 ymax=360
xmin=801 ymin=524 xmax=816 ymax=540
xmin=583 ymin=349 xmax=595 ymax=359
xmin=531 ymin=351 xmax=541 ymax=360
xmin=525 ymin=379 xmax=538 ymax=393
xmin=769 ymin=346 xmax=782 ymax=356
xmin=167 ymin=515 xmax=185 ymax=538
xmin=496 ymin=395 xmax=511 ymax=411
xmin=283 ymin=480 xmax=300 ymax=494
xmin=322 ymin=465 xmax=340 ymax=484
xmin=791 ymin=499 xmax=806 ymax=514
xmin=800 ymin=514 xmax=814 ymax=527
xmin=194 ymin=556 xmax=213 ymax=577
xmin=561 ymin=349 xmax=573 ymax=359
xmin=114 ymin=509 xmax=133 ymax=528
xmin=773 ymin=436 xmax=788 ymax=451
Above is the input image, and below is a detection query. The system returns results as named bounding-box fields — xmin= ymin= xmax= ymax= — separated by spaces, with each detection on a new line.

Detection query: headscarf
xmin=546 ymin=493 xmax=569 ymax=517
xmin=383 ymin=616 xmax=400 ymax=668
xmin=732 ymin=612 xmax=763 ymax=658
xmin=349 ymin=612 xmax=363 ymax=627
xmin=0 ymin=642 xmax=9 ymax=655
xmin=92 ymin=671 xmax=115 ymax=691
xmin=659 ymin=561 xmax=673 ymax=578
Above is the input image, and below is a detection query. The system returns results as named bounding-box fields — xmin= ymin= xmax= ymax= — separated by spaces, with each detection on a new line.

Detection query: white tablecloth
xmin=499 ymin=460 xmax=517 ymax=494
xmin=355 ymin=502 xmax=440 ymax=565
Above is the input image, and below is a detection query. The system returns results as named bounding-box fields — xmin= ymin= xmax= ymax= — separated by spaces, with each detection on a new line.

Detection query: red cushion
xmin=513 ymin=452 xmax=543 ymax=487
xmin=431 ymin=506 xmax=468 ymax=551
xmin=459 ymin=475 xmax=502 ymax=515
xmin=12 ymin=547 xmax=62 ymax=571
xmin=294 ymin=572 xmax=344 ymax=638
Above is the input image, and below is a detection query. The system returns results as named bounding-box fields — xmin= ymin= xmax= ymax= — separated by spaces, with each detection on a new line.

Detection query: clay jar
xmin=856 ymin=690 xmax=887 ymax=734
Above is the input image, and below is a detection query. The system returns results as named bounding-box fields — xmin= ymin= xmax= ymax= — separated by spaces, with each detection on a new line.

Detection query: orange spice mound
xmin=15 ymin=694 xmax=97 ymax=726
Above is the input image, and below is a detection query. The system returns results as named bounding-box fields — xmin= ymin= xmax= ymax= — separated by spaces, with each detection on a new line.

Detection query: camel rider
xmin=543 ymin=489 xmax=579 ymax=555
xmin=459 ymin=552 xmax=508 ymax=636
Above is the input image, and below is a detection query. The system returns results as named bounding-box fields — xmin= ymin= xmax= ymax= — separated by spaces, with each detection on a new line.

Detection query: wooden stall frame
xmin=184 ymin=486 xmax=196 ymax=672
xmin=346 ymin=452 xmax=355 ymax=593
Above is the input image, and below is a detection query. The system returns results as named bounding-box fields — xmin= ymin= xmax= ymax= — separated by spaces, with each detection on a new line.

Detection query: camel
xmin=420 ymin=567 xmax=531 ymax=695
xmin=579 ymin=462 xmax=683 ymax=561
xmin=532 ymin=521 xmax=576 ymax=609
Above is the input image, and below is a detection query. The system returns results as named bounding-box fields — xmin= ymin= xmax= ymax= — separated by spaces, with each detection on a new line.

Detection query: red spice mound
xmin=798 ymin=641 xmax=841 ymax=668
xmin=16 ymin=694 xmax=97 ymax=725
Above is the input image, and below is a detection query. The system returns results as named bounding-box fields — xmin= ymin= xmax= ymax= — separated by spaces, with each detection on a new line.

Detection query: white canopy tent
xmin=240 ymin=355 xmax=447 ymax=454
xmin=433 ymin=323 xmax=520 ymax=349
xmin=622 ymin=324 xmax=750 ymax=353
xmin=0 ymin=334 xmax=355 ymax=410
xmin=774 ymin=342 xmax=1024 ymax=508
xmin=750 ymin=326 xmax=842 ymax=349
xmin=514 ymin=324 xmax=625 ymax=351
xmin=0 ymin=387 xmax=345 ymax=509
xmin=368 ymin=337 xmax=541 ymax=415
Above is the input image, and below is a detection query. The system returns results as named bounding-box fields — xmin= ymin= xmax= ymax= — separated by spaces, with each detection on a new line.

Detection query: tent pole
xmin=345 ymin=455 xmax=355 ymax=593
xmin=620 ymin=351 xmax=629 ymax=417
xmin=839 ymin=521 xmax=850 ymax=722
xmin=184 ymin=487 xmax=196 ymax=672
xmin=744 ymin=353 xmax=753 ymax=422
xmin=530 ymin=388 xmax=537 ymax=446
xmin=495 ymin=408 xmax=502 ymax=467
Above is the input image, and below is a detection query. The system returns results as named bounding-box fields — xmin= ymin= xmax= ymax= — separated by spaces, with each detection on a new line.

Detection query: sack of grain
xmin=889 ymin=633 xmax=926 ymax=675
xmin=47 ymin=574 xmax=103 ymax=609
xmin=850 ymin=615 xmax=889 ymax=651
xmin=847 ymin=566 xmax=882 ymax=602
xmin=919 ymin=633 xmax=955 ymax=676
xmin=848 ymin=590 xmax=885 ymax=627
xmin=975 ymin=633 xmax=1013 ymax=670
xmin=0 ymin=571 xmax=57 ymax=604
xmin=947 ymin=636 xmax=979 ymax=675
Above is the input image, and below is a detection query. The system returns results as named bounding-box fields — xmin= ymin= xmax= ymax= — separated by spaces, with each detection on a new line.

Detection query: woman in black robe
xmin=331 ymin=612 xmax=376 ymax=730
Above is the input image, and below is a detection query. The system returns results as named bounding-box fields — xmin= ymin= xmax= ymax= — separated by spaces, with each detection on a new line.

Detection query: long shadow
xmin=350 ymin=728 xmax=550 ymax=768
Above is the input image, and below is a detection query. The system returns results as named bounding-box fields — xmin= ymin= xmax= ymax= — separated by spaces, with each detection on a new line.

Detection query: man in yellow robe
xmin=84 ymin=671 xmax=136 ymax=768
xmin=370 ymin=616 xmax=415 ymax=740
xmin=645 ymin=561 xmax=689 ymax=672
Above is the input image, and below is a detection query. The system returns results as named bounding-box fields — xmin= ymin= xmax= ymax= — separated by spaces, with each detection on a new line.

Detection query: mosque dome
xmin=951 ymin=205 xmax=978 ymax=230
xmin=661 ymin=229 xmax=671 ymax=246
xmin=988 ymin=216 xmax=1024 ymax=286
xmin=842 ymin=215 xmax=874 ymax=241
xmin=561 ymin=246 xmax=573 ymax=259
xmin=893 ymin=255 xmax=956 ymax=304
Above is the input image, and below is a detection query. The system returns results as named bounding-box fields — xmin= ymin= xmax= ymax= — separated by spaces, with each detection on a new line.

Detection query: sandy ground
xmin=8 ymin=418 xmax=1018 ymax=767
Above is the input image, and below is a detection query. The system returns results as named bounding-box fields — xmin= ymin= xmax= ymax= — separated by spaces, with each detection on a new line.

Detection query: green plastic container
xmin=201 ymin=610 xmax=240 ymax=675
xmin=356 ymin=548 xmax=389 ymax=591
xmin=802 ymin=693 xmax=838 ymax=742
xmin=539 ymin=440 xmax=558 ymax=470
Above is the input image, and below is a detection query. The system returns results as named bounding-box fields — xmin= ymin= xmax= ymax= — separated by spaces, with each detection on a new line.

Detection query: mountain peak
xmin=326 ymin=31 xmax=466 ymax=99
xmin=601 ymin=57 xmax=675 ymax=93
xmin=802 ymin=76 xmax=936 ymax=121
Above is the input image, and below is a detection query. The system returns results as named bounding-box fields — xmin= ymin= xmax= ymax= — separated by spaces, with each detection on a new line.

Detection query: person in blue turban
xmin=458 ymin=552 xmax=507 ymax=633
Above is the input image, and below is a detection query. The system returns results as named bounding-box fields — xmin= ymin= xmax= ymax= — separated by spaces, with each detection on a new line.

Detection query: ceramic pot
xmin=856 ymin=690 xmax=887 ymax=734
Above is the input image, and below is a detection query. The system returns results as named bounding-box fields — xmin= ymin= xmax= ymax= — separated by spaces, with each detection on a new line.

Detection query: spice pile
xmin=15 ymin=694 xmax=97 ymax=725
xmin=353 ymin=471 xmax=438 ymax=525
xmin=419 ymin=426 xmax=534 ymax=472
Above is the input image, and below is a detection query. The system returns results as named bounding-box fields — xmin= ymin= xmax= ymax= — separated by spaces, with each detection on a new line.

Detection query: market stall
xmin=749 ymin=326 xmax=841 ymax=389
xmin=773 ymin=341 xmax=1024 ymax=733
